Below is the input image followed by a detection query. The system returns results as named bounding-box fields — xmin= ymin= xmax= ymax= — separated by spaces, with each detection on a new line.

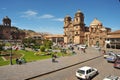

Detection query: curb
xmin=25 ymin=55 xmax=102 ymax=80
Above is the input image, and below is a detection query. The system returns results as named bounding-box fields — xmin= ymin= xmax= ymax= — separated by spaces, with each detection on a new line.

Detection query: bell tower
xmin=64 ymin=15 xmax=72 ymax=27
xmin=74 ymin=10 xmax=84 ymax=24
xmin=2 ymin=16 xmax=11 ymax=26
xmin=73 ymin=10 xmax=85 ymax=44
xmin=63 ymin=15 xmax=73 ymax=44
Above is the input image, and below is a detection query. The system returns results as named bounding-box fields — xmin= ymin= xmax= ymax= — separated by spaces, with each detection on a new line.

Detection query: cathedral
xmin=63 ymin=10 xmax=112 ymax=47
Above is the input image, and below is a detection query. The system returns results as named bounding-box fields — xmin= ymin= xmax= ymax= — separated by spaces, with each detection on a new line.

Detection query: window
xmin=86 ymin=70 xmax=89 ymax=74
xmin=86 ymin=69 xmax=91 ymax=74
xmin=77 ymin=70 xmax=85 ymax=74
xmin=76 ymin=18 xmax=78 ymax=22
xmin=91 ymin=69 xmax=94 ymax=71
xmin=76 ymin=32 xmax=78 ymax=34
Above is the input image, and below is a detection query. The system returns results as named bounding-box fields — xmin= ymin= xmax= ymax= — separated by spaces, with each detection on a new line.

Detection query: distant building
xmin=0 ymin=16 xmax=25 ymax=40
xmin=88 ymin=18 xmax=111 ymax=47
xmin=45 ymin=34 xmax=64 ymax=44
xmin=63 ymin=10 xmax=120 ymax=48
xmin=107 ymin=30 xmax=120 ymax=49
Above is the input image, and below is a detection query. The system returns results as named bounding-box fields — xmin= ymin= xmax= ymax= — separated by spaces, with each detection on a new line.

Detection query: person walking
xmin=83 ymin=48 xmax=86 ymax=53
xmin=52 ymin=53 xmax=56 ymax=62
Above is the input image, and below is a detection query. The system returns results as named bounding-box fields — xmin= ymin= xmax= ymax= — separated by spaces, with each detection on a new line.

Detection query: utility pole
xmin=10 ymin=35 xmax=13 ymax=65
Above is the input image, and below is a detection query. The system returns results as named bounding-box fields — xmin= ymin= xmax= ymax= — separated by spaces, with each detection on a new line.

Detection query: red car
xmin=114 ymin=58 xmax=120 ymax=69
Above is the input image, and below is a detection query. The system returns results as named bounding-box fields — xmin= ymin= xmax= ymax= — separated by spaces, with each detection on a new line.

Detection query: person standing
xmin=16 ymin=58 xmax=19 ymax=64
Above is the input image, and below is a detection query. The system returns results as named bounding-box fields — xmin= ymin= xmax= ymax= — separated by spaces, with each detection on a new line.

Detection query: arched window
xmin=76 ymin=32 xmax=78 ymax=34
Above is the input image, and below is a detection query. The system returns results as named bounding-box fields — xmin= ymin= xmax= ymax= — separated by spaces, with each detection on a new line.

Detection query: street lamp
xmin=10 ymin=35 xmax=13 ymax=65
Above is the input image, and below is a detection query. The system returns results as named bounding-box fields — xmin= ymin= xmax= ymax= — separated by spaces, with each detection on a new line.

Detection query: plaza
xmin=0 ymin=46 xmax=102 ymax=80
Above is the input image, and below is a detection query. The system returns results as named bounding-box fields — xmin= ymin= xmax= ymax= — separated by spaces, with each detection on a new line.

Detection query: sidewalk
xmin=0 ymin=47 xmax=102 ymax=80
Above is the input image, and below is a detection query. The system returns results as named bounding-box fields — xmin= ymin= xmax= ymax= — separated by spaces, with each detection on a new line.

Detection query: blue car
xmin=106 ymin=54 xmax=117 ymax=63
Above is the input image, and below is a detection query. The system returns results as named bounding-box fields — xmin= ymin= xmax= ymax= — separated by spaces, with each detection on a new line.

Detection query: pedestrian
xmin=52 ymin=53 xmax=56 ymax=62
xmin=81 ymin=48 xmax=84 ymax=53
xmin=102 ymin=50 xmax=106 ymax=54
xmin=83 ymin=48 xmax=86 ymax=53
xmin=18 ymin=58 xmax=22 ymax=65
xmin=21 ymin=58 xmax=26 ymax=64
xmin=77 ymin=47 xmax=79 ymax=50
xmin=72 ymin=50 xmax=76 ymax=55
xmin=71 ymin=46 xmax=74 ymax=51
xmin=98 ymin=47 xmax=101 ymax=53
xmin=80 ymin=48 xmax=82 ymax=53
xmin=16 ymin=58 xmax=19 ymax=64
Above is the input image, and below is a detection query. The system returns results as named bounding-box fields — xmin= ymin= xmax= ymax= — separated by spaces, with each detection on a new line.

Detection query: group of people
xmin=77 ymin=46 xmax=86 ymax=53
xmin=16 ymin=58 xmax=26 ymax=65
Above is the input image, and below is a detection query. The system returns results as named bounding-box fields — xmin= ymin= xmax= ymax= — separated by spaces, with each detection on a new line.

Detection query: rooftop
xmin=78 ymin=66 xmax=91 ymax=71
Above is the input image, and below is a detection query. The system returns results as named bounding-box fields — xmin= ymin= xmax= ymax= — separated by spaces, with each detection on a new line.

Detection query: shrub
xmin=40 ymin=46 xmax=45 ymax=52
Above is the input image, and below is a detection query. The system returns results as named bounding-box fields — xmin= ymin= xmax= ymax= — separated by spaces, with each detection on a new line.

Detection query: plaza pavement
xmin=0 ymin=47 xmax=102 ymax=80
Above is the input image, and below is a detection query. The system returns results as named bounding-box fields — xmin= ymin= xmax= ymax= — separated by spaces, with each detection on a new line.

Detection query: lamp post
xmin=10 ymin=35 xmax=13 ymax=65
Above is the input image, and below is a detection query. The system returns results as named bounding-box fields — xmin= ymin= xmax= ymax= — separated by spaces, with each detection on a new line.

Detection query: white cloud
xmin=20 ymin=10 xmax=63 ymax=22
xmin=21 ymin=10 xmax=38 ymax=17
xmin=53 ymin=18 xmax=64 ymax=22
xmin=39 ymin=14 xmax=54 ymax=19
xmin=21 ymin=10 xmax=54 ymax=19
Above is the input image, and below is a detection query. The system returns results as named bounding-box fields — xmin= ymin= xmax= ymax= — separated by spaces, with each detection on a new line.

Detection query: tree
xmin=0 ymin=44 xmax=3 ymax=51
xmin=43 ymin=40 xmax=53 ymax=49
xmin=22 ymin=38 xmax=35 ymax=47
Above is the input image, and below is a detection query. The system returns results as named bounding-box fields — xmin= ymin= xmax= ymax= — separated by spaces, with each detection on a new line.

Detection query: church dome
xmin=75 ymin=9 xmax=84 ymax=17
xmin=90 ymin=18 xmax=102 ymax=26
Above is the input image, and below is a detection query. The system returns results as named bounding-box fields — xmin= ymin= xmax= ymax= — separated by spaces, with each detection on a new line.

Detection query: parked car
xmin=76 ymin=66 xmax=98 ymax=80
xmin=103 ymin=75 xmax=120 ymax=80
xmin=106 ymin=53 xmax=117 ymax=63
xmin=116 ymin=54 xmax=120 ymax=58
xmin=103 ymin=51 xmax=115 ymax=58
xmin=114 ymin=58 xmax=120 ymax=69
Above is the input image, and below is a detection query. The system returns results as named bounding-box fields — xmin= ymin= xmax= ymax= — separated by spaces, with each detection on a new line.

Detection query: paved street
xmin=0 ymin=47 xmax=119 ymax=80
xmin=32 ymin=55 xmax=120 ymax=80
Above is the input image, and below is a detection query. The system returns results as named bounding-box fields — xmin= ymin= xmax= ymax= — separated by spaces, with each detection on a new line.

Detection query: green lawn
xmin=0 ymin=49 xmax=72 ymax=66
xmin=0 ymin=60 xmax=10 ymax=66
xmin=16 ymin=50 xmax=52 ymax=62
xmin=0 ymin=57 xmax=4 ymax=61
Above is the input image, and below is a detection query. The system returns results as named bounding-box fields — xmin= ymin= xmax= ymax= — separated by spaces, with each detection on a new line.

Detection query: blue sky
xmin=0 ymin=0 xmax=120 ymax=34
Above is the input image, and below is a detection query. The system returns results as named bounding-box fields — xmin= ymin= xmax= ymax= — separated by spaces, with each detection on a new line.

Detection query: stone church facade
xmin=63 ymin=10 xmax=111 ymax=47
xmin=0 ymin=16 xmax=25 ymax=40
